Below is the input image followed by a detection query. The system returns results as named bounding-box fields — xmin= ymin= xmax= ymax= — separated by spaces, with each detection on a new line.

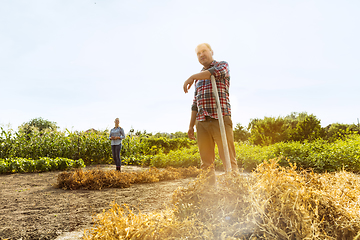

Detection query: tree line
xmin=233 ymin=112 xmax=360 ymax=146
xmin=4 ymin=113 xmax=360 ymax=149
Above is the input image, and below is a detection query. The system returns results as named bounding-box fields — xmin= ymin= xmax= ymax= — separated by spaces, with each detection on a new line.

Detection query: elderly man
xmin=183 ymin=43 xmax=238 ymax=184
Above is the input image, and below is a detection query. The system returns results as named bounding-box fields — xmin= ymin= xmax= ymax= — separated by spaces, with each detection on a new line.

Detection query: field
xmin=2 ymin=127 xmax=360 ymax=239
xmin=0 ymin=165 xmax=195 ymax=240
xmin=71 ymin=159 xmax=360 ymax=239
xmin=2 ymin=161 xmax=360 ymax=239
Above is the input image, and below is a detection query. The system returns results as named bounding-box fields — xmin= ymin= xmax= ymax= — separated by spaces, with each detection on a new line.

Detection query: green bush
xmin=248 ymin=116 xmax=291 ymax=146
xmin=0 ymin=127 xmax=195 ymax=166
xmin=247 ymin=112 xmax=324 ymax=146
xmin=233 ymin=123 xmax=250 ymax=142
xmin=150 ymin=145 xmax=201 ymax=168
xmin=235 ymin=142 xmax=276 ymax=171
xmin=234 ymin=134 xmax=360 ymax=173
xmin=0 ymin=157 xmax=85 ymax=174
xmin=288 ymin=114 xmax=323 ymax=142
xmin=323 ymin=123 xmax=360 ymax=142
xmin=147 ymin=142 xmax=271 ymax=172
xmin=121 ymin=135 xmax=195 ymax=158
xmin=0 ymin=128 xmax=111 ymax=163
xmin=243 ymin=112 xmax=360 ymax=146
xmin=274 ymin=135 xmax=360 ymax=172
xmin=0 ymin=159 xmax=10 ymax=174
xmin=18 ymin=117 xmax=59 ymax=135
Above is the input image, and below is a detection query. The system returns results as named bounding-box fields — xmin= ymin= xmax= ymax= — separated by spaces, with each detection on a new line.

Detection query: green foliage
xmin=288 ymin=114 xmax=323 ymax=142
xmin=150 ymin=145 xmax=201 ymax=168
xmin=121 ymin=134 xmax=360 ymax=174
xmin=0 ymin=157 xmax=85 ymax=174
xmin=171 ymin=131 xmax=188 ymax=138
xmin=234 ymin=134 xmax=360 ymax=173
xmin=248 ymin=116 xmax=291 ymax=146
xmin=0 ymin=127 xmax=113 ymax=164
xmin=2 ymin=115 xmax=360 ymax=175
xmin=121 ymin=135 xmax=196 ymax=165
xmin=18 ymin=117 xmax=59 ymax=135
xmin=284 ymin=111 xmax=309 ymax=123
xmin=0 ymin=129 xmax=112 ymax=165
xmin=233 ymin=123 xmax=250 ymax=142
xmin=0 ymin=127 xmax=13 ymax=159
xmin=323 ymin=123 xmax=360 ymax=142
xmin=245 ymin=112 xmax=358 ymax=146
xmin=0 ymin=126 xmax=195 ymax=166
xmin=235 ymin=142 xmax=276 ymax=171
xmin=274 ymin=135 xmax=360 ymax=172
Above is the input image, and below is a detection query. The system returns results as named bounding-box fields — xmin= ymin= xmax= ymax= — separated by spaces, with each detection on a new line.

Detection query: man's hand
xmin=183 ymin=76 xmax=195 ymax=93
xmin=183 ymin=70 xmax=211 ymax=93
xmin=187 ymin=128 xmax=196 ymax=140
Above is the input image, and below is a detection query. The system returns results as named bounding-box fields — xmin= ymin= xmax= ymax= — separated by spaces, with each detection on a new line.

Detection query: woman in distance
xmin=109 ymin=118 xmax=125 ymax=171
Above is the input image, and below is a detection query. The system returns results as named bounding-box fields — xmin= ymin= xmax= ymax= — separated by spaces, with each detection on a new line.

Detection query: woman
xmin=109 ymin=118 xmax=125 ymax=171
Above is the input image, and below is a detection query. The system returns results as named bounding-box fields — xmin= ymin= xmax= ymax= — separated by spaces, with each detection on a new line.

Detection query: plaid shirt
xmin=191 ymin=60 xmax=231 ymax=121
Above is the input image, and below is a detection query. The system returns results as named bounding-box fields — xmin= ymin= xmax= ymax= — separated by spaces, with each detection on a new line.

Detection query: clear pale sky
xmin=1 ymin=0 xmax=359 ymax=134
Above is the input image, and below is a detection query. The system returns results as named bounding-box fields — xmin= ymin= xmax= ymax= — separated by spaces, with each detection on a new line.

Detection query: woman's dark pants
xmin=111 ymin=144 xmax=122 ymax=171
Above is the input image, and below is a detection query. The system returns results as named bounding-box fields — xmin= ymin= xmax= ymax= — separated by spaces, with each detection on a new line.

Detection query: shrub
xmin=0 ymin=126 xmax=195 ymax=166
xmin=233 ymin=123 xmax=250 ymax=142
xmin=0 ymin=157 xmax=85 ymax=174
xmin=150 ymin=145 xmax=201 ymax=168
xmin=324 ymin=123 xmax=360 ymax=142
xmin=289 ymin=114 xmax=323 ymax=142
xmin=248 ymin=116 xmax=291 ymax=146
xmin=274 ymin=135 xmax=360 ymax=172
xmin=18 ymin=117 xmax=59 ymax=135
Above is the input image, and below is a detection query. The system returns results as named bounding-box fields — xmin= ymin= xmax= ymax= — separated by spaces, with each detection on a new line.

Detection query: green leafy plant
xmin=233 ymin=123 xmax=250 ymax=142
xmin=0 ymin=157 xmax=85 ymax=174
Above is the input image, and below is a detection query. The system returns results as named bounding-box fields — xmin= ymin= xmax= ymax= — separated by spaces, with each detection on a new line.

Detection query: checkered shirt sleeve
xmin=191 ymin=60 xmax=231 ymax=121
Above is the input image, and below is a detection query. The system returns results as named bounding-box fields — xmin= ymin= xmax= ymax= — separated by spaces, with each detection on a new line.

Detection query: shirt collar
xmin=202 ymin=60 xmax=216 ymax=71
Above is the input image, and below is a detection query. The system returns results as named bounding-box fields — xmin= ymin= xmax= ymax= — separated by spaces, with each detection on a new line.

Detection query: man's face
xmin=114 ymin=119 xmax=119 ymax=125
xmin=196 ymin=44 xmax=213 ymax=67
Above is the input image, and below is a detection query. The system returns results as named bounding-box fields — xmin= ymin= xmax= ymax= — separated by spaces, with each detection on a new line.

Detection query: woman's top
xmin=109 ymin=127 xmax=125 ymax=145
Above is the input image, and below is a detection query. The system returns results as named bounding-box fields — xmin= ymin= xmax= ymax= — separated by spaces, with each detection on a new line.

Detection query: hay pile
xmin=56 ymin=166 xmax=201 ymax=190
xmin=83 ymin=159 xmax=360 ymax=239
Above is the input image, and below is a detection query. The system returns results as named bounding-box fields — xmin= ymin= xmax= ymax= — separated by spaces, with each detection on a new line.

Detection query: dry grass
xmin=83 ymin=159 xmax=360 ymax=239
xmin=55 ymin=166 xmax=201 ymax=190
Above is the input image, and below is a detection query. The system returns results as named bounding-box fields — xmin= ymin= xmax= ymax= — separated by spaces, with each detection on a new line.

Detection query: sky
xmin=1 ymin=0 xmax=359 ymax=134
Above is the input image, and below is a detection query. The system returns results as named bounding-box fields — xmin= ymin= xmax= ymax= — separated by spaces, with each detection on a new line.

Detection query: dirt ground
xmin=0 ymin=165 xmax=195 ymax=240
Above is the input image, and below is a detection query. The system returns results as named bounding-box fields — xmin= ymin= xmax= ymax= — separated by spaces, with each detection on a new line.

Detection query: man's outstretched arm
xmin=183 ymin=70 xmax=211 ymax=93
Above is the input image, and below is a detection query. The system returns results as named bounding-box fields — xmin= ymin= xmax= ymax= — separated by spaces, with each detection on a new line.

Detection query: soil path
xmin=0 ymin=165 xmax=195 ymax=240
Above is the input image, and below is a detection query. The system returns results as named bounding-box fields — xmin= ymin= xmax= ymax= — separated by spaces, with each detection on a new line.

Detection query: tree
xmin=246 ymin=112 xmax=324 ymax=145
xmin=323 ymin=123 xmax=360 ymax=142
xmin=284 ymin=112 xmax=309 ymax=122
xmin=170 ymin=131 xmax=189 ymax=139
xmin=248 ymin=117 xmax=291 ymax=146
xmin=289 ymin=114 xmax=323 ymax=142
xmin=19 ymin=117 xmax=59 ymax=134
xmin=284 ymin=112 xmax=309 ymax=129
xmin=233 ymin=123 xmax=250 ymax=142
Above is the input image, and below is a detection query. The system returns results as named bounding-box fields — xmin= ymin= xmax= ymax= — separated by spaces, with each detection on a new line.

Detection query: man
xmin=183 ymin=43 xmax=238 ymax=184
